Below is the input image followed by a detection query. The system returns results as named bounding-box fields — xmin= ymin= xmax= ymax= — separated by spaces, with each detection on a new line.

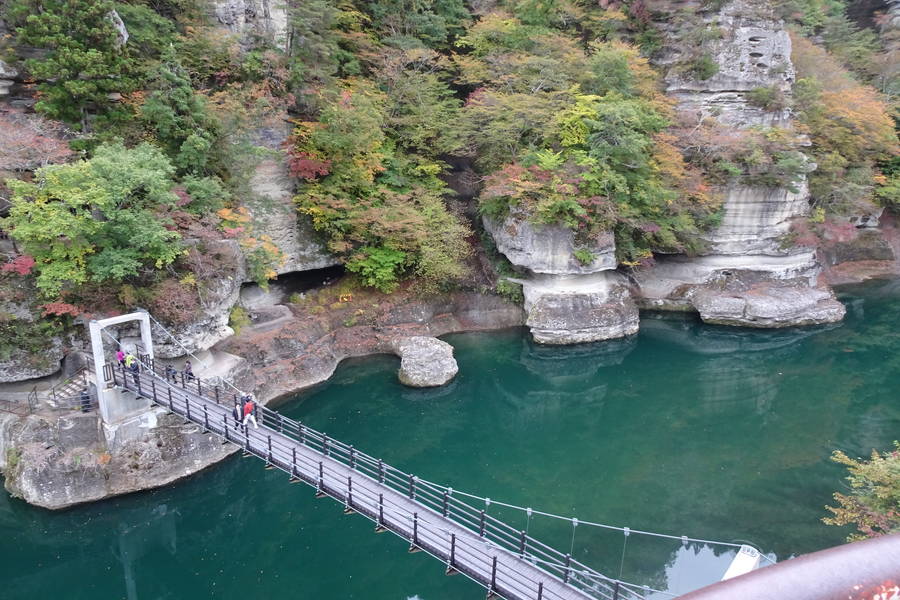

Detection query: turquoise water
xmin=3 ymin=279 xmax=900 ymax=599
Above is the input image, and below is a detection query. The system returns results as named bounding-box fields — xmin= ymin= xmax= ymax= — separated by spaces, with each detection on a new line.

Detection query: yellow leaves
xmin=179 ymin=273 xmax=197 ymax=287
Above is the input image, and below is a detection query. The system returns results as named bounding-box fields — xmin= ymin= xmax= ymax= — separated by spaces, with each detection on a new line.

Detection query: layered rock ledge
xmin=484 ymin=211 xmax=635 ymax=345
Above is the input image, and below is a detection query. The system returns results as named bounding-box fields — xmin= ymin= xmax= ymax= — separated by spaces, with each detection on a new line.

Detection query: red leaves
xmin=39 ymin=301 xmax=81 ymax=318
xmin=172 ymin=186 xmax=192 ymax=207
xmin=288 ymin=152 xmax=332 ymax=180
xmin=1 ymin=255 xmax=35 ymax=276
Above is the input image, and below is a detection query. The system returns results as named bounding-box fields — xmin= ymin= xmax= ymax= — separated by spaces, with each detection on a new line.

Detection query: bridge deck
xmin=108 ymin=362 xmax=634 ymax=600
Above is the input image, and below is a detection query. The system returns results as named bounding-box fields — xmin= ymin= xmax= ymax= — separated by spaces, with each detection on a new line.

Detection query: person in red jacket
xmin=242 ymin=395 xmax=258 ymax=429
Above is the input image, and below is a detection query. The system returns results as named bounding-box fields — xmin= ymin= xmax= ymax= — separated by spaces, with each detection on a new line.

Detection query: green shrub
xmin=573 ymin=249 xmax=595 ymax=265
xmin=345 ymin=247 xmax=408 ymax=293
xmin=229 ymin=305 xmax=251 ymax=335
xmin=3 ymin=142 xmax=182 ymax=297
xmin=688 ymin=54 xmax=719 ymax=80
xmin=495 ymin=279 xmax=524 ymax=305
xmin=746 ymin=86 xmax=787 ymax=111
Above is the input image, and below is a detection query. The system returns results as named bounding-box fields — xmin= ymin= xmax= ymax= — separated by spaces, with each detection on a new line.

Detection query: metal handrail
xmin=115 ymin=357 xmax=646 ymax=600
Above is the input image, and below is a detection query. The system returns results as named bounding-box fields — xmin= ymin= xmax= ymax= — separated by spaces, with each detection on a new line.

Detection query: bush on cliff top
xmin=2 ymin=143 xmax=182 ymax=297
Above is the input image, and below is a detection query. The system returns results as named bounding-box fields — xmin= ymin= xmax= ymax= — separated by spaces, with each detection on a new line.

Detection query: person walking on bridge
xmin=232 ymin=399 xmax=243 ymax=430
xmin=242 ymin=395 xmax=258 ymax=429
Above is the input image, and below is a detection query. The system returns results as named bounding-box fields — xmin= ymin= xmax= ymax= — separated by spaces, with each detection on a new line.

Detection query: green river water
xmin=3 ymin=279 xmax=900 ymax=600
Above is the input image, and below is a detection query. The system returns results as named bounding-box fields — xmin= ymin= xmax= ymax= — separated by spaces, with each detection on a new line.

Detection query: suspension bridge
xmin=61 ymin=310 xmax=767 ymax=600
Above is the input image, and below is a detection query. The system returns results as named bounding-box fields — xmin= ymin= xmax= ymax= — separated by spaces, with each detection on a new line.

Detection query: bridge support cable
xmin=106 ymin=360 xmax=657 ymax=600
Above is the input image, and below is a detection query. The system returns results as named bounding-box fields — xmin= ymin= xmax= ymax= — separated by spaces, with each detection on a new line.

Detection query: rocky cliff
xmin=634 ymin=0 xmax=846 ymax=328
xmin=484 ymin=210 xmax=638 ymax=344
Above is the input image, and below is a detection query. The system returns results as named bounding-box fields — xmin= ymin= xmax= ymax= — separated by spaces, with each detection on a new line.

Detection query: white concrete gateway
xmin=88 ymin=310 xmax=155 ymax=432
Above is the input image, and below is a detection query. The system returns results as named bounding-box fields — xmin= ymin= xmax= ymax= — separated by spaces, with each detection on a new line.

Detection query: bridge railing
xmin=111 ymin=358 xmax=649 ymax=600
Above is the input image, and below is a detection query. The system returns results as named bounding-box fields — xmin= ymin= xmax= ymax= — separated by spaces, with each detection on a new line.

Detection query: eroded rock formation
xmin=484 ymin=210 xmax=637 ymax=344
xmin=635 ymin=0 xmax=845 ymax=328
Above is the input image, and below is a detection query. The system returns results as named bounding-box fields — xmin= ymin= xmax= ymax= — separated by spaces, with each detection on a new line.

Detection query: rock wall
xmin=211 ymin=0 xmax=289 ymax=51
xmin=635 ymin=0 xmax=845 ymax=328
xmin=0 ymin=410 xmax=237 ymax=510
xmin=219 ymin=291 xmax=524 ymax=403
xmin=484 ymin=211 xmax=637 ymax=344
xmin=247 ymin=124 xmax=338 ymax=277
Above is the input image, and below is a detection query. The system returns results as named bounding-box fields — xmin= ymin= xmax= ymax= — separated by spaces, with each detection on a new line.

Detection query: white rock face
xmin=704 ymin=182 xmax=811 ymax=255
xmin=248 ymin=156 xmax=338 ymax=277
xmin=212 ymin=0 xmax=289 ymax=51
xmin=521 ymin=273 xmax=639 ymax=345
xmin=692 ymin=284 xmax=845 ymax=328
xmin=0 ymin=58 xmax=17 ymax=97
xmin=390 ymin=336 xmax=459 ymax=388
xmin=637 ymin=0 xmax=844 ymax=329
xmin=484 ymin=212 xmax=616 ymax=275
xmin=666 ymin=0 xmax=795 ymax=129
xmin=485 ymin=212 xmax=636 ymax=344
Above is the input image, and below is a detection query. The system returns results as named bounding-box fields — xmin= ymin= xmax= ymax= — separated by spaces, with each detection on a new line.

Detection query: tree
xmin=292 ymin=81 xmax=471 ymax=292
xmin=8 ymin=0 xmax=137 ymax=128
xmin=824 ymin=443 xmax=900 ymax=541
xmin=140 ymin=46 xmax=220 ymax=174
xmin=2 ymin=143 xmax=182 ymax=296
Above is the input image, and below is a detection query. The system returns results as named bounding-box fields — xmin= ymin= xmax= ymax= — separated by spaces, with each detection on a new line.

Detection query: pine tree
xmin=140 ymin=46 xmax=219 ymax=174
xmin=9 ymin=0 xmax=137 ymax=129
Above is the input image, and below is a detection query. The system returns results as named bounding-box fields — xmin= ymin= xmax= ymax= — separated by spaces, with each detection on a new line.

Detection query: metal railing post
xmin=349 ymin=446 xmax=356 ymax=469
xmin=278 ymin=413 xmax=284 ymax=434
xmin=215 ymin=386 xmax=220 ymax=404
xmin=316 ymin=461 xmax=325 ymax=497
xmin=167 ymin=387 xmax=173 ymax=412
xmin=376 ymin=493 xmax=385 ymax=532
xmin=378 ymin=459 xmax=385 ymax=483
xmin=151 ymin=379 xmax=157 ymax=402
xmin=408 ymin=474 xmax=416 ymax=500
xmin=299 ymin=424 xmax=306 ymax=445
xmin=223 ymin=414 xmax=229 ymax=443
xmin=185 ymin=395 xmax=191 ymax=421
xmin=564 ymin=554 xmax=571 ymax=584
xmin=490 ymin=556 xmax=498 ymax=595
xmin=289 ymin=448 xmax=299 ymax=482
xmin=344 ymin=475 xmax=354 ymax=513
xmin=519 ymin=530 xmax=527 ymax=557
xmin=196 ymin=377 xmax=201 ymax=396
xmin=537 ymin=582 xmax=544 ymax=600
xmin=449 ymin=534 xmax=457 ymax=572
xmin=410 ymin=512 xmax=420 ymax=552
xmin=479 ymin=510 xmax=486 ymax=537
xmin=442 ymin=490 xmax=449 ymax=517
xmin=612 ymin=581 xmax=620 ymax=600
xmin=203 ymin=404 xmax=209 ymax=432
xmin=180 ymin=371 xmax=185 ymax=388
xmin=266 ymin=435 xmax=273 ymax=468
xmin=323 ymin=434 xmax=329 ymax=456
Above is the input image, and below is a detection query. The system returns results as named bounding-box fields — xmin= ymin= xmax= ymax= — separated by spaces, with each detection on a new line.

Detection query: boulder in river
xmin=390 ymin=336 xmax=458 ymax=388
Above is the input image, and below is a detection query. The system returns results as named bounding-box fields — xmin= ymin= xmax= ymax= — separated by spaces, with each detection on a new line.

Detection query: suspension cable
xmin=415 ymin=476 xmax=750 ymax=551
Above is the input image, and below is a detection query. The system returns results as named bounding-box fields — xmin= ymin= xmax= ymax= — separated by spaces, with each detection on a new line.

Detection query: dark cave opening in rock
xmin=239 ymin=264 xmax=345 ymax=311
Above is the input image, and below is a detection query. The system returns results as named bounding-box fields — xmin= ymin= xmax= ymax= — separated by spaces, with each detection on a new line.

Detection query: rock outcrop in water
xmin=390 ymin=336 xmax=459 ymax=388
xmin=635 ymin=0 xmax=845 ymax=328
xmin=484 ymin=210 xmax=637 ymax=344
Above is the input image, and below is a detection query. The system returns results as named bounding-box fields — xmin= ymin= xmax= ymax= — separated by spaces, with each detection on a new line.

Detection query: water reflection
xmin=112 ymin=504 xmax=179 ymax=600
